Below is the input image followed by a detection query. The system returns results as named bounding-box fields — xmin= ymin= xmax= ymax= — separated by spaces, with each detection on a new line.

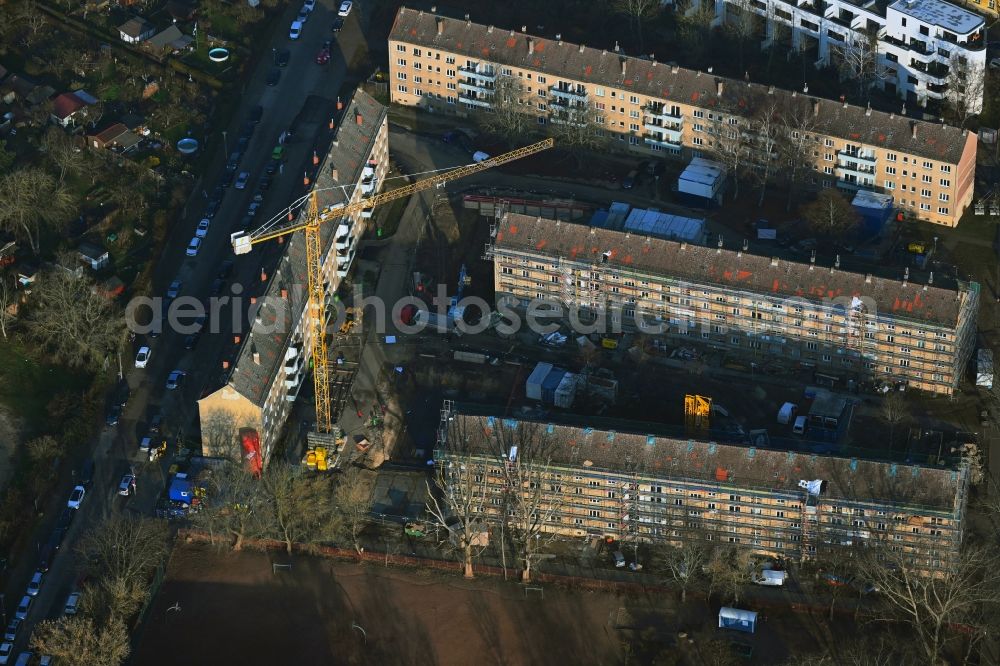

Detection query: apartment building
xmin=197 ymin=89 xmax=388 ymax=462
xmin=487 ymin=213 xmax=979 ymax=395
xmin=388 ymin=7 xmax=979 ymax=227
xmin=710 ymin=0 xmax=987 ymax=112
xmin=437 ymin=403 xmax=969 ymax=568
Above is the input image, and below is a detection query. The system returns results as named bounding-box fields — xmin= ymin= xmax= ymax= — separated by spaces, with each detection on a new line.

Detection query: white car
xmin=338 ymin=0 xmax=352 ymax=16
xmin=196 ymin=218 xmax=210 ymax=238
xmin=135 ymin=346 xmax=151 ymax=368
xmin=64 ymin=592 xmax=80 ymax=616
xmin=186 ymin=236 xmax=202 ymax=257
xmin=26 ymin=571 xmax=43 ymax=597
xmin=0 ymin=642 xmax=12 ymax=665
xmin=118 ymin=474 xmax=136 ymax=496
xmin=166 ymin=370 xmax=186 ymax=390
xmin=289 ymin=20 xmax=303 ymax=39
xmin=302 ymin=0 xmax=315 ymax=10
xmin=67 ymin=485 xmax=85 ymax=510
xmin=14 ymin=596 xmax=29 ymax=621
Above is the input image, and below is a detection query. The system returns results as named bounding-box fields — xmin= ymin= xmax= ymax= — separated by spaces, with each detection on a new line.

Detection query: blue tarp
xmin=169 ymin=478 xmax=192 ymax=503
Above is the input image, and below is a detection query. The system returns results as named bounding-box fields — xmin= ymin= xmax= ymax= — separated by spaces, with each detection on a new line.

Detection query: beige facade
xmin=438 ymin=405 xmax=968 ymax=569
xmin=488 ymin=213 xmax=978 ymax=395
xmin=197 ymin=89 xmax=389 ymax=463
xmin=388 ymin=7 xmax=978 ymax=228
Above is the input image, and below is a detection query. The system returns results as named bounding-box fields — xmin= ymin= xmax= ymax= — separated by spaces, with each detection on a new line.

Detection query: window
xmin=413 ymin=76 xmax=423 ymax=84
xmin=396 ymin=72 xmax=407 ymax=80
xmin=885 ymin=166 xmax=896 ymax=175
xmin=884 ymin=181 xmax=895 ymax=190
xmin=397 ymin=84 xmax=408 ymax=93
xmin=938 ymin=207 xmax=949 ymax=215
xmin=413 ymin=62 xmax=422 ymax=71
xmin=922 ymin=174 xmax=932 ymax=183
xmin=941 ymin=165 xmax=951 ymax=173
xmin=629 ymin=123 xmax=639 ymax=132
xmin=939 ymin=193 xmax=949 ymax=202
xmin=693 ymin=123 xmax=704 ymax=132
xmin=501 ymin=67 xmax=512 ymax=76
xmin=886 ymin=152 xmax=897 ymax=162
xmin=447 ymin=82 xmax=456 ymax=90
xmin=692 ymin=137 xmax=703 ymax=146
xmin=693 ymin=110 xmax=705 ymax=118
xmin=446 ymin=69 xmax=456 ymax=77
xmin=920 ymin=189 xmax=931 ymax=198
xmin=629 ymin=95 xmax=639 ymax=104
xmin=824 ymin=138 xmax=834 ymax=147
xmin=446 ymin=56 xmax=456 ymax=64
xmin=396 ymin=44 xmax=406 ymax=52
xmin=940 ymin=179 xmax=951 ymax=188
xmin=538 ymin=75 xmax=546 ymax=84
xmin=923 ymin=160 xmax=933 ymax=169
xmin=594 ymin=87 xmax=605 ymax=97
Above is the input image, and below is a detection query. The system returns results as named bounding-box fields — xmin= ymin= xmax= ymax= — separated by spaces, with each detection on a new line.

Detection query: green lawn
xmin=0 ymin=340 xmax=91 ymax=435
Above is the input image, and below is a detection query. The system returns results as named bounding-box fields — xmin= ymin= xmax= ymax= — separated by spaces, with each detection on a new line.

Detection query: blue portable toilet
xmin=718 ymin=607 xmax=758 ymax=634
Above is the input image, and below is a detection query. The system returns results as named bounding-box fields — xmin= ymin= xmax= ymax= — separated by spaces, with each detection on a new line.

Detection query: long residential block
xmin=437 ymin=403 xmax=969 ymax=569
xmin=487 ymin=213 xmax=979 ymax=395
xmin=388 ymin=7 xmax=979 ymax=228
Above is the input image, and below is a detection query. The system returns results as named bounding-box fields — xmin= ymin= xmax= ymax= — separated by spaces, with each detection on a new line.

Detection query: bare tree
xmin=24 ymin=269 xmax=126 ymax=371
xmin=200 ymin=408 xmax=240 ymax=458
xmin=655 ymin=541 xmax=708 ymax=602
xmin=262 ymin=460 xmax=339 ymax=554
xmin=0 ymin=168 xmax=74 ymax=253
xmin=31 ymin=616 xmax=129 ymax=666
xmin=862 ymin=544 xmax=1000 ymax=665
xmin=944 ymin=54 xmax=985 ymax=126
xmin=613 ymin=0 xmax=660 ymax=54
xmin=811 ymin=542 xmax=862 ymax=621
xmin=426 ymin=440 xmax=490 ymax=578
xmin=332 ymin=469 xmax=374 ymax=554
xmin=486 ymin=420 xmax=564 ymax=583
xmin=800 ymin=189 xmax=860 ymax=236
xmin=0 ymin=269 xmax=18 ymax=340
xmin=704 ymin=546 xmax=757 ymax=605
xmin=724 ymin=0 xmax=757 ymax=73
xmin=834 ymin=30 xmax=887 ymax=101
xmin=42 ymin=128 xmax=85 ymax=184
xmin=548 ymin=101 xmax=611 ymax=168
xmin=675 ymin=0 xmax=717 ymax=67
xmin=17 ymin=0 xmax=47 ymax=47
xmin=26 ymin=435 xmax=61 ymax=474
xmin=747 ymin=97 xmax=783 ymax=207
xmin=479 ymin=70 xmax=533 ymax=146
xmin=880 ymin=391 xmax=908 ymax=448
xmin=778 ymin=99 xmax=821 ymax=211
xmin=190 ymin=462 xmax=265 ymax=551
xmin=709 ymin=103 xmax=749 ymax=201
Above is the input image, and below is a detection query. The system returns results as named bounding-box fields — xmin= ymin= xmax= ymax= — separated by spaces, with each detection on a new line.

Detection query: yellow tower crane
xmin=231 ymin=138 xmax=554 ymax=434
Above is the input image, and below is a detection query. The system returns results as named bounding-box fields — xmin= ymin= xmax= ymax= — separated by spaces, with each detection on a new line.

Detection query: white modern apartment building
xmin=709 ymin=0 xmax=987 ymax=112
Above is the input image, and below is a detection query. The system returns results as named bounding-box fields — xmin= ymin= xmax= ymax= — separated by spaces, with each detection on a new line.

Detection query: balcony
xmin=835 ymin=171 xmax=875 ymax=189
xmin=837 ymin=150 xmax=877 ymax=167
xmin=927 ymin=82 xmax=949 ymax=95
xmin=644 ymin=104 xmax=682 ymax=122
xmin=643 ymin=125 xmax=683 ymax=144
xmin=360 ymin=206 xmax=374 ymax=219
xmin=458 ymin=79 xmax=495 ymax=94
xmin=549 ymin=111 xmax=587 ymax=126
xmin=644 ymin=134 xmax=682 ymax=149
xmin=549 ymin=86 xmax=588 ymax=103
xmin=335 ymin=232 xmax=353 ymax=250
xmin=459 ymin=93 xmax=492 ymax=108
xmin=938 ymin=29 xmax=986 ymax=52
xmin=336 ymin=249 xmax=354 ymax=266
xmin=284 ymin=353 xmax=304 ymax=378
xmin=458 ymin=65 xmax=497 ymax=82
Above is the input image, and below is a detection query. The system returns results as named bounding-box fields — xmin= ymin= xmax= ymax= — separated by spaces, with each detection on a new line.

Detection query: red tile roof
xmin=52 ymin=92 xmax=85 ymax=120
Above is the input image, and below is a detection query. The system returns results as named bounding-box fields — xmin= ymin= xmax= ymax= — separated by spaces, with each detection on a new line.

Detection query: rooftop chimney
xmin=556 ymin=33 xmax=562 ymax=45
xmin=768 ymin=85 xmax=775 ymax=94
xmin=742 ymin=239 xmax=748 ymax=251
xmin=430 ymin=5 xmax=436 ymax=12
xmin=522 ymin=25 xmax=527 ymax=32
xmin=771 ymin=257 xmax=779 ymax=267
xmin=464 ymin=13 xmax=470 ymax=20
xmin=614 ymin=41 xmax=620 ymax=53
xmin=330 ymin=166 xmax=338 ymax=181
xmin=812 ymin=100 xmax=819 ymax=116
xmin=865 ymin=273 xmax=872 ymax=284
xmin=716 ymin=80 xmax=724 ymax=96
xmin=865 ymin=102 xmax=872 ymax=117
xmin=901 ymin=103 xmax=907 ymax=115
xmin=578 ymin=43 xmax=585 ymax=53
xmin=707 ymin=66 xmax=713 ymax=73
xmin=528 ymin=37 xmax=534 ymax=54
xmin=671 ymin=65 xmax=679 ymax=74
xmin=929 ymin=271 xmax=934 ymax=286
xmin=253 ymin=351 xmax=261 ymax=364
xmin=911 ymin=122 xmax=917 ymax=139
xmin=791 ymin=91 xmax=797 ymax=97
xmin=834 ymin=254 xmax=840 ymax=270
xmin=809 ymin=250 xmax=816 ymax=269
xmin=903 ymin=267 xmax=910 ymax=286
xmin=621 ymin=59 xmax=627 ymax=77
xmin=803 ymin=83 xmax=809 ymax=93
xmin=716 ymin=235 xmax=723 ymax=254
xmin=487 ymin=25 xmax=494 ymax=33
xmin=436 ymin=18 xmax=444 ymax=35
xmin=355 ymin=112 xmax=363 ymax=125
xmin=651 ymin=54 xmax=657 ymax=66
xmin=841 ymin=95 xmax=847 ymax=108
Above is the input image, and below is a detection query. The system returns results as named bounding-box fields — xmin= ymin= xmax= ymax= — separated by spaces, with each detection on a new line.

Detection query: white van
xmin=777 ymin=402 xmax=797 ymax=425
xmin=613 ymin=551 xmax=626 ymax=568
xmin=792 ymin=416 xmax=807 ymax=435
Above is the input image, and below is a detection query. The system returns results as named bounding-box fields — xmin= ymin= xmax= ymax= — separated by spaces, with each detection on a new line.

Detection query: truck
xmin=777 ymin=402 xmax=798 ymax=425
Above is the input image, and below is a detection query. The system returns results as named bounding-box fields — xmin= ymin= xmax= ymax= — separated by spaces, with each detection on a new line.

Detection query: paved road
xmin=2 ymin=0 xmax=373 ymax=655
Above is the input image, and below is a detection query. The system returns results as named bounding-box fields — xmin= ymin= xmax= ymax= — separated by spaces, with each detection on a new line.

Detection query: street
xmin=1 ymin=0 xmax=374 ymax=654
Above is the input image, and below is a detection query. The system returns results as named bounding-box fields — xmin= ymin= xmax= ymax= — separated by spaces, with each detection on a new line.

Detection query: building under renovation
xmin=487 ymin=213 xmax=979 ymax=395
xmin=437 ymin=403 xmax=969 ymax=569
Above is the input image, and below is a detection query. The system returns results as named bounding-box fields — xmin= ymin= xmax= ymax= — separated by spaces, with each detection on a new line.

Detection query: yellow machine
xmin=684 ymin=394 xmax=712 ymax=435
xmin=232 ymin=138 xmax=553 ymax=434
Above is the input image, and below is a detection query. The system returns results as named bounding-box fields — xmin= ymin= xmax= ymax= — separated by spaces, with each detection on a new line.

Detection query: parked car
xmin=149 ymin=410 xmax=163 ymax=433
xmin=184 ymin=331 xmax=201 ymax=350
xmin=105 ymin=404 xmax=122 ymax=427
xmin=338 ymin=0 xmax=352 ymax=16
xmin=302 ymin=0 xmax=315 ymax=11
xmin=331 ymin=17 xmax=344 ymax=32
xmin=273 ymin=48 xmax=290 ymax=68
xmin=186 ymin=236 xmax=202 ymax=256
xmin=26 ymin=571 xmax=43 ymax=597
xmin=258 ymin=174 xmax=273 ymax=191
xmin=235 ymin=171 xmax=251 ymax=189
xmin=166 ymin=370 xmax=185 ymax=390
xmin=134 ymin=346 xmax=151 ymax=368
xmin=289 ymin=20 xmax=303 ymax=39
xmin=196 ymin=218 xmax=210 ymax=238
xmin=80 ymin=459 xmax=95 ymax=486
xmin=266 ymin=68 xmax=281 ymax=87
xmin=67 ymin=485 xmax=85 ymax=510
xmin=3 ymin=619 xmax=21 ymax=643
xmin=271 ymin=145 xmax=285 ymax=161
xmin=63 ymin=592 xmax=80 ymax=616
xmin=315 ymin=46 xmax=330 ymax=65
xmin=247 ymin=202 xmax=262 ymax=217
xmin=118 ymin=474 xmax=136 ymax=496
xmin=622 ymin=170 xmax=639 ymax=189
xmin=296 ymin=9 xmax=309 ymax=24
xmin=15 ymin=596 xmax=30 ymax=621
xmin=167 ymin=279 xmax=182 ymax=299
xmin=0 ymin=642 xmax=11 ymax=665
xmin=204 ymin=199 xmax=220 ymax=219
xmin=265 ymin=159 xmax=280 ymax=175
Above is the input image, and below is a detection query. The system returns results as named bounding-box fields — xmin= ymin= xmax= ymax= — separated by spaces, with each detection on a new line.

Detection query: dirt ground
xmin=133 ymin=544 xmax=628 ymax=666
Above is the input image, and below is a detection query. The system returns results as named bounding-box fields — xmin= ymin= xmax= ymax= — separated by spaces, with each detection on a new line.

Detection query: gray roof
xmin=147 ymin=25 xmax=188 ymax=50
xmin=228 ymin=88 xmax=386 ymax=406
xmin=448 ymin=411 xmax=963 ymax=511
xmin=119 ymin=17 xmax=155 ymax=38
xmin=389 ymin=6 xmax=973 ymax=164
xmin=890 ymin=0 xmax=983 ymax=34
xmin=494 ymin=213 xmax=969 ymax=326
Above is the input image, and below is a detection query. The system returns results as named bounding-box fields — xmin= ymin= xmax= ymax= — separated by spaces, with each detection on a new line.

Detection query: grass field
xmin=0 ymin=340 xmax=90 ymax=435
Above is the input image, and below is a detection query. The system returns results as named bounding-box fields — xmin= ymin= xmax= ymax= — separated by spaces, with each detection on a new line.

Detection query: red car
xmin=315 ymin=47 xmax=330 ymax=65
